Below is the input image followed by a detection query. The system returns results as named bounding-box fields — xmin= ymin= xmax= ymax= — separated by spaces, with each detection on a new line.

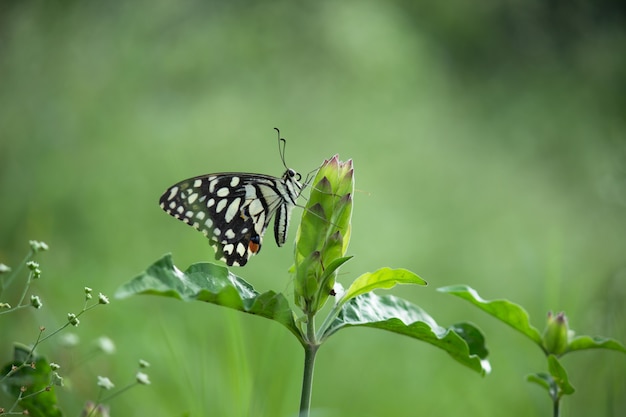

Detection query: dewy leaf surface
xmin=116 ymin=254 xmax=302 ymax=342
xmin=323 ymin=292 xmax=490 ymax=375
xmin=438 ymin=284 xmax=543 ymax=345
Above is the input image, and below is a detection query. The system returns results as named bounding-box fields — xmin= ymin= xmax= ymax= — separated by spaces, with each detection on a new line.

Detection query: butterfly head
xmin=284 ymin=168 xmax=302 ymax=182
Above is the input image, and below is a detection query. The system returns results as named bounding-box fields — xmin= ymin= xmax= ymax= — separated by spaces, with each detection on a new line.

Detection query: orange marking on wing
xmin=248 ymin=240 xmax=260 ymax=254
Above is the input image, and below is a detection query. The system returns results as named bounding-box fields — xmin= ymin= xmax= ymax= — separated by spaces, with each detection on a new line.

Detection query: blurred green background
xmin=1 ymin=0 xmax=625 ymax=416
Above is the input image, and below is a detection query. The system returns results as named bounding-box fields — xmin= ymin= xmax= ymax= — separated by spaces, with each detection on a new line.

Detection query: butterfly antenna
xmin=274 ymin=127 xmax=289 ymax=170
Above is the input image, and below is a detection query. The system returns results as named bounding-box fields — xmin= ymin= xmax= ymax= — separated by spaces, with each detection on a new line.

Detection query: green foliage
xmin=438 ymin=285 xmax=543 ymax=345
xmin=2 ymin=2 xmax=625 ymax=415
xmin=116 ymin=254 xmax=303 ymax=343
xmin=323 ymin=292 xmax=488 ymax=375
xmin=438 ymin=284 xmax=626 ymax=357
xmin=439 ymin=284 xmax=625 ymax=416
xmin=118 ymin=156 xmax=490 ymax=416
xmin=340 ymin=267 xmax=427 ymax=305
xmin=1 ymin=345 xmax=63 ymax=417
xmin=566 ymin=335 xmax=626 ymax=354
xmin=1 ymin=242 xmax=148 ymax=416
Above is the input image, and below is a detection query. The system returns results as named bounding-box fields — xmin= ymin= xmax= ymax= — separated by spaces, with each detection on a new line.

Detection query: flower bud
xmin=542 ymin=311 xmax=570 ymax=355
xmin=30 ymin=295 xmax=43 ymax=309
xmin=293 ymin=156 xmax=354 ymax=314
xmin=98 ymin=293 xmax=110 ymax=305
xmin=29 ymin=240 xmax=49 ymax=252
xmin=67 ymin=313 xmax=80 ymax=327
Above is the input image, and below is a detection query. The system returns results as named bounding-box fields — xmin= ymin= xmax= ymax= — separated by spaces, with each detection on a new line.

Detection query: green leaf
xmin=322 ymin=292 xmax=490 ymax=375
xmin=116 ymin=254 xmax=303 ymax=343
xmin=526 ymin=372 xmax=556 ymax=398
xmin=438 ymin=285 xmax=543 ymax=345
xmin=566 ymin=335 xmax=626 ymax=354
xmin=547 ymin=354 xmax=575 ymax=397
xmin=341 ymin=268 xmax=427 ymax=305
xmin=450 ymin=322 xmax=490 ymax=359
xmin=0 ymin=344 xmax=63 ymax=417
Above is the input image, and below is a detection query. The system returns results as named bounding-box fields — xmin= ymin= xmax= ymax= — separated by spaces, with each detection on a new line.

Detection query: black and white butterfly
xmin=159 ymin=129 xmax=304 ymax=267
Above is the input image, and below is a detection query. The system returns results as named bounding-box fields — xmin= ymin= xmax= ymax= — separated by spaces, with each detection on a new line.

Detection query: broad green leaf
xmin=450 ymin=322 xmax=489 ymax=359
xmin=0 ymin=344 xmax=63 ymax=417
xmin=438 ymin=285 xmax=543 ymax=345
xmin=341 ymin=268 xmax=427 ymax=305
xmin=547 ymin=354 xmax=575 ymax=396
xmin=322 ymin=292 xmax=490 ymax=375
xmin=565 ymin=335 xmax=626 ymax=355
xmin=116 ymin=254 xmax=303 ymax=343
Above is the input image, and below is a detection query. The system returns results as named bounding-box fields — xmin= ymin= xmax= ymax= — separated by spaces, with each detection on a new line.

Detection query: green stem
xmin=299 ymin=342 xmax=318 ymax=417
xmin=299 ymin=312 xmax=319 ymax=417
xmin=553 ymin=398 xmax=560 ymax=417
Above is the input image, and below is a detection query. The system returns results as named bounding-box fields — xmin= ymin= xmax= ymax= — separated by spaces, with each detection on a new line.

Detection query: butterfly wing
xmin=159 ymin=172 xmax=298 ymax=266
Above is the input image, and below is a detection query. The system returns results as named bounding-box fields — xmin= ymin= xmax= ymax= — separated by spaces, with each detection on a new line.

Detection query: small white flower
xmin=67 ymin=313 xmax=80 ymax=327
xmin=96 ymin=337 xmax=116 ymax=354
xmin=30 ymin=295 xmax=43 ymax=309
xmin=98 ymin=293 xmax=110 ymax=305
xmin=136 ymin=371 xmax=151 ymax=385
xmin=29 ymin=240 xmax=49 ymax=252
xmin=60 ymin=333 xmax=80 ymax=347
xmin=97 ymin=376 xmax=115 ymax=390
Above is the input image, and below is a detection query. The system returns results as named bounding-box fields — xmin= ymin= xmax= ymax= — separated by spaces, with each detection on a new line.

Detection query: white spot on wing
xmin=236 ymin=243 xmax=246 ymax=256
xmin=167 ymin=187 xmax=179 ymax=200
xmin=216 ymin=199 xmax=227 ymax=213
xmin=217 ymin=187 xmax=229 ymax=197
xmin=209 ymin=179 xmax=218 ymax=193
xmin=193 ymin=179 xmax=202 ymax=188
xmin=196 ymin=211 xmax=206 ymax=220
xmin=230 ymin=177 xmax=240 ymax=187
xmin=225 ymin=198 xmax=241 ymax=223
xmin=225 ymin=229 xmax=235 ymax=239
xmin=187 ymin=193 xmax=198 ymax=204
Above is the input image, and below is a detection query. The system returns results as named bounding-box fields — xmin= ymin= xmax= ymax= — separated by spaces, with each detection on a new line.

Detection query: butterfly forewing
xmin=159 ymin=170 xmax=302 ymax=266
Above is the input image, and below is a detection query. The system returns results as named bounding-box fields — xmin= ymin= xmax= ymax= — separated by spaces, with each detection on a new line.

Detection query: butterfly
xmin=159 ymin=129 xmax=304 ymax=266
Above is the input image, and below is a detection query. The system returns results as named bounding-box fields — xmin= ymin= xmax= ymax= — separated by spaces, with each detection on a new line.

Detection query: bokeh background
xmin=1 ymin=1 xmax=625 ymax=416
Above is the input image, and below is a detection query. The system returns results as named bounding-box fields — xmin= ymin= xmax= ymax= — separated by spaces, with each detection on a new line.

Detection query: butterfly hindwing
xmin=159 ymin=170 xmax=302 ymax=266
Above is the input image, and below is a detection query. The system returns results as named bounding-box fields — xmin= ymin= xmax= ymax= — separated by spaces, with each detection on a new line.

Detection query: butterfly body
xmin=159 ymin=168 xmax=303 ymax=266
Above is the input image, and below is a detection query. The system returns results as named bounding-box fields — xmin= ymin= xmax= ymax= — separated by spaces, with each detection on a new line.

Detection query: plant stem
xmin=553 ymin=398 xmax=560 ymax=417
xmin=299 ymin=342 xmax=318 ymax=417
